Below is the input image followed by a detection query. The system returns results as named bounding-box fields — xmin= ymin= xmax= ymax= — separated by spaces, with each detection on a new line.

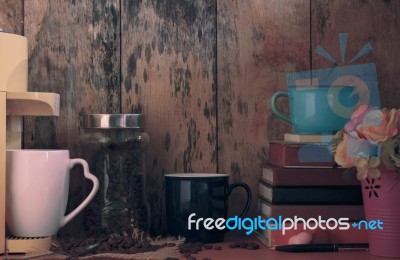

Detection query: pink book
xmin=261 ymin=162 xmax=359 ymax=186
xmin=269 ymin=140 xmax=337 ymax=168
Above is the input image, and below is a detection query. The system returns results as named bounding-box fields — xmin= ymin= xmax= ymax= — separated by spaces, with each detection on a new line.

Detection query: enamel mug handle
xmin=270 ymin=91 xmax=292 ymax=124
xmin=223 ymin=182 xmax=252 ymax=234
xmin=228 ymin=182 xmax=252 ymax=218
xmin=60 ymin=158 xmax=99 ymax=227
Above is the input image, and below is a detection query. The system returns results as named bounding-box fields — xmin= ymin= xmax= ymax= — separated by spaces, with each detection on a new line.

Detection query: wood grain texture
xmin=0 ymin=0 xmax=23 ymax=34
xmin=23 ymin=0 xmax=120 ymax=236
xmin=217 ymin=0 xmax=310 ymax=217
xmin=311 ymin=0 xmax=400 ymax=108
xmin=121 ymin=0 xmax=217 ymax=234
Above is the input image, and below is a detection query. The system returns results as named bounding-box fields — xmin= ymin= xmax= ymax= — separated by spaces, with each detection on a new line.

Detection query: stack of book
xmin=255 ymin=135 xmax=368 ymax=247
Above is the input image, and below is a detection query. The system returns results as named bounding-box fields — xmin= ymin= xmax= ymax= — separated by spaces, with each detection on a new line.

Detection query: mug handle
xmin=228 ymin=182 xmax=252 ymax=218
xmin=270 ymin=91 xmax=291 ymax=124
xmin=60 ymin=158 xmax=99 ymax=227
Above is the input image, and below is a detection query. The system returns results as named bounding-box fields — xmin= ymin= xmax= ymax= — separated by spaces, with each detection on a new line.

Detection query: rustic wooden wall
xmin=0 ymin=0 xmax=23 ymax=35
xmin=23 ymin=0 xmax=121 ymax=236
xmin=1 ymin=0 xmax=400 ymax=236
xmin=120 ymin=0 xmax=217 ymax=234
xmin=217 ymin=0 xmax=310 ymax=217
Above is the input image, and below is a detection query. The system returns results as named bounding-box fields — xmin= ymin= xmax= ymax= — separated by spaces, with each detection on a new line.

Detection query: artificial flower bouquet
xmin=333 ymin=104 xmax=400 ymax=180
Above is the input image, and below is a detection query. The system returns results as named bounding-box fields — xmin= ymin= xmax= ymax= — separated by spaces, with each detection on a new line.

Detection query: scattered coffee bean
xmin=177 ymin=239 xmax=259 ymax=259
xmin=180 ymin=247 xmax=190 ymax=254
xmin=195 ymin=242 xmax=204 ymax=247
xmin=53 ymin=233 xmax=164 ymax=256
xmin=190 ymin=247 xmax=201 ymax=254
xmin=239 ymin=242 xmax=248 ymax=248
xmin=228 ymin=242 xmax=239 ymax=248
xmin=203 ymin=244 xmax=213 ymax=250
xmin=178 ymin=241 xmax=205 ymax=256
xmin=167 ymin=242 xmax=176 ymax=247
xmin=246 ymin=243 xmax=260 ymax=250
xmin=183 ymin=252 xmax=192 ymax=257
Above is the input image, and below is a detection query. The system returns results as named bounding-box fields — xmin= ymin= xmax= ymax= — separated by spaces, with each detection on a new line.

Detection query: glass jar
xmin=80 ymin=114 xmax=150 ymax=237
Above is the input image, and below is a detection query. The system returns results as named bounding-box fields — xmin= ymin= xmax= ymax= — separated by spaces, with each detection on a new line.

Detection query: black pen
xmin=275 ymin=243 xmax=369 ymax=252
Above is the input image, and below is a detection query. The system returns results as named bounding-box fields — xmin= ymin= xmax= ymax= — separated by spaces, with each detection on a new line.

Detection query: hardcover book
xmin=283 ymin=133 xmax=334 ymax=143
xmin=258 ymin=178 xmax=363 ymax=205
xmin=261 ymin=163 xmax=359 ymax=186
xmin=268 ymin=140 xmax=336 ymax=168
xmin=258 ymin=197 xmax=364 ymax=221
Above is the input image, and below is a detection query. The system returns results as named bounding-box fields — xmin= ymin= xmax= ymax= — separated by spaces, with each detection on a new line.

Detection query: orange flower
xmin=334 ymin=134 xmax=354 ymax=168
xmin=356 ymin=108 xmax=399 ymax=143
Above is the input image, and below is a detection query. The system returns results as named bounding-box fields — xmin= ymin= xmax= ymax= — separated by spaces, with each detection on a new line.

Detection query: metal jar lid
xmin=83 ymin=114 xmax=144 ymax=129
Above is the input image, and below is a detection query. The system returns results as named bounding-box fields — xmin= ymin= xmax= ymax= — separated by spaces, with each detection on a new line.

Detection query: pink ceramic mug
xmin=6 ymin=149 xmax=99 ymax=237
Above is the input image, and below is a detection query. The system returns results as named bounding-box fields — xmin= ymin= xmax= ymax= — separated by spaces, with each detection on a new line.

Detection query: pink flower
xmin=356 ymin=108 xmax=399 ymax=143
xmin=334 ymin=134 xmax=354 ymax=168
xmin=344 ymin=105 xmax=374 ymax=133
xmin=334 ymin=106 xmax=400 ymax=173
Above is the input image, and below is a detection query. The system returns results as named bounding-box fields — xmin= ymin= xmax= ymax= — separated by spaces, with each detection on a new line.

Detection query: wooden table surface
xmin=189 ymin=234 xmax=388 ymax=260
xmin=0 ymin=234 xmax=390 ymax=260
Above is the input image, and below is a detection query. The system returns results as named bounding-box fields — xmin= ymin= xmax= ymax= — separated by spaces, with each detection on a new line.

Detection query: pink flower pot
xmin=361 ymin=168 xmax=400 ymax=258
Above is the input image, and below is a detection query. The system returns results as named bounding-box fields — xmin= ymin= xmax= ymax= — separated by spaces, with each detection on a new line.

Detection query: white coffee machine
xmin=0 ymin=32 xmax=60 ymax=254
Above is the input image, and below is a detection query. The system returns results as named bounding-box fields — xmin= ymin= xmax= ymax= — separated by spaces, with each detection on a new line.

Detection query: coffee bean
xmin=167 ymin=242 xmax=176 ymax=247
xmin=182 ymin=252 xmax=191 ymax=257
xmin=81 ymin=137 xmax=149 ymax=238
xmin=246 ymin=243 xmax=260 ymax=250
xmin=228 ymin=242 xmax=239 ymax=248
xmin=53 ymin=233 xmax=164 ymax=256
xmin=239 ymin=242 xmax=248 ymax=248
xmin=179 ymin=247 xmax=190 ymax=253
xmin=62 ymin=242 xmax=73 ymax=248
xmin=190 ymin=248 xmax=201 ymax=254
xmin=195 ymin=242 xmax=204 ymax=247
xmin=214 ymin=246 xmax=222 ymax=250
xmin=203 ymin=244 xmax=213 ymax=250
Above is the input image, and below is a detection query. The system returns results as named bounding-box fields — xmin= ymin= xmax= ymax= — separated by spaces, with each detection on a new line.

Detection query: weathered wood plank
xmin=23 ymin=0 xmax=120 ymax=237
xmin=121 ymin=0 xmax=217 ymax=234
xmin=311 ymin=0 xmax=400 ymax=108
xmin=217 ymin=0 xmax=310 ymax=217
xmin=0 ymin=0 xmax=23 ymax=34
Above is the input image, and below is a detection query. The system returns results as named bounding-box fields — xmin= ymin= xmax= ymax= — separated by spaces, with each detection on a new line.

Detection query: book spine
xmin=269 ymin=142 xmax=336 ymax=168
xmin=259 ymin=179 xmax=363 ymax=205
xmin=258 ymin=198 xmax=365 ymax=220
xmin=262 ymin=164 xmax=360 ymax=186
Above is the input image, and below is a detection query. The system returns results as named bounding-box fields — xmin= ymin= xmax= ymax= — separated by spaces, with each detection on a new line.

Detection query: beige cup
xmin=6 ymin=149 xmax=99 ymax=237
